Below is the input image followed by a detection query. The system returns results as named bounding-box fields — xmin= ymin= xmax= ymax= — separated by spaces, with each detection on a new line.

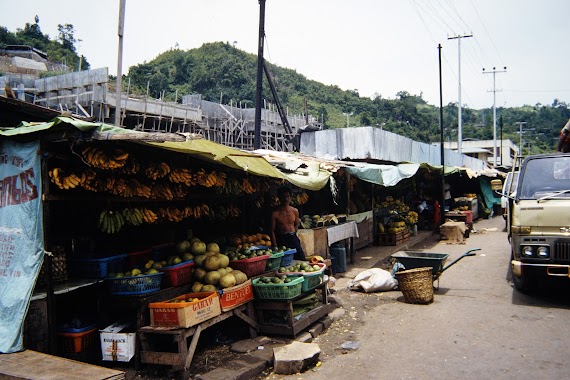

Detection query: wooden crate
xmin=375 ymin=230 xmax=410 ymax=246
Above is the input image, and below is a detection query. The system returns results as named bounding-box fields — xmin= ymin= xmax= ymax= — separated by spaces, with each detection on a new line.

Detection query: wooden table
xmin=138 ymin=302 xmax=257 ymax=371
xmin=100 ymin=285 xmax=194 ymax=369
xmin=0 ymin=350 xmax=125 ymax=380
xmin=326 ymin=221 xmax=359 ymax=263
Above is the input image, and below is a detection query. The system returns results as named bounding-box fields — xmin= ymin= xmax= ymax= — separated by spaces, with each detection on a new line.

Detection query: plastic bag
xmin=349 ymin=268 xmax=398 ymax=293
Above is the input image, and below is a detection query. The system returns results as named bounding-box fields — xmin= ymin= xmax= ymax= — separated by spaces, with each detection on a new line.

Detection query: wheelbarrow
xmin=391 ymin=248 xmax=481 ymax=288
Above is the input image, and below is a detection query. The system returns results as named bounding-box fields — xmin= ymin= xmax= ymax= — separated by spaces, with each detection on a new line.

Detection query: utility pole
xmin=254 ymin=0 xmax=266 ymax=150
xmin=448 ymin=34 xmax=472 ymax=155
xmin=482 ymin=66 xmax=507 ymax=166
xmin=438 ymin=43 xmax=446 ymax=228
xmin=515 ymin=121 xmax=527 ymax=156
xmin=115 ymin=0 xmax=126 ymax=127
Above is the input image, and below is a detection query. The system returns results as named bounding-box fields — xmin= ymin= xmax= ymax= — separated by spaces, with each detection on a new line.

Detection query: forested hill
xmin=126 ymin=42 xmax=570 ymax=153
xmin=2 ymin=17 xmax=569 ymax=153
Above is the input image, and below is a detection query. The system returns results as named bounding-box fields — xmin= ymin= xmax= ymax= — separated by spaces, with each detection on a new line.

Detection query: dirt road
xmin=267 ymin=216 xmax=570 ymax=379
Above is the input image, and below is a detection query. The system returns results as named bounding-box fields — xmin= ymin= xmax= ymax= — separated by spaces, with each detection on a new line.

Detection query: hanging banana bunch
xmin=119 ymin=156 xmax=140 ymax=175
xmin=227 ymin=204 xmax=241 ymax=218
xmin=158 ymin=207 xmax=184 ymax=223
xmin=242 ymin=178 xmax=256 ymax=194
xmin=121 ymin=208 xmax=144 ymax=226
xmin=139 ymin=208 xmax=158 ymax=223
xmin=171 ymin=183 xmax=190 ymax=198
xmin=254 ymin=196 xmax=264 ymax=208
xmin=98 ymin=210 xmax=125 ymax=234
xmin=145 ymin=162 xmax=171 ymax=180
xmin=150 ymin=183 xmax=174 ymax=200
xmin=82 ymin=146 xmax=129 ymax=170
xmin=168 ymin=168 xmax=194 ymax=186
xmin=48 ymin=168 xmax=85 ymax=190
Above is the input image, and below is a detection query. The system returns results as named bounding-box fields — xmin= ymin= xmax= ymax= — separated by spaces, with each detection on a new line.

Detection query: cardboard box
xmin=218 ymin=279 xmax=253 ymax=312
xmin=297 ymin=227 xmax=328 ymax=257
xmin=149 ymin=291 xmax=221 ymax=328
xmin=99 ymin=321 xmax=136 ymax=362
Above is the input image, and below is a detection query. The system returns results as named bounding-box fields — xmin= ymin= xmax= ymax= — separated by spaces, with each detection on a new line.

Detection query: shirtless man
xmin=271 ymin=186 xmax=306 ymax=260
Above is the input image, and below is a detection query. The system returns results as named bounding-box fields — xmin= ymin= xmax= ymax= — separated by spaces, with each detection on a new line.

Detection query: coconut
xmin=203 ymin=256 xmax=222 ymax=271
xmin=202 ymin=284 xmax=217 ymax=292
xmin=219 ymin=273 xmax=236 ymax=289
xmin=194 ymin=254 xmax=207 ymax=267
xmin=175 ymin=240 xmax=191 ymax=254
xmin=204 ymin=270 xmax=221 ymax=285
xmin=216 ymin=253 xmax=230 ymax=268
xmin=191 ymin=282 xmax=204 ymax=293
xmin=207 ymin=242 xmax=220 ymax=253
xmin=193 ymin=267 xmax=207 ymax=281
xmin=191 ymin=240 xmax=207 ymax=255
xmin=232 ymin=270 xmax=247 ymax=285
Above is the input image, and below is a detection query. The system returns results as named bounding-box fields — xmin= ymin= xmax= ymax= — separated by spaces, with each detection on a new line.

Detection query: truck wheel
xmin=511 ymin=253 xmax=536 ymax=293
xmin=512 ymin=272 xmax=535 ymax=293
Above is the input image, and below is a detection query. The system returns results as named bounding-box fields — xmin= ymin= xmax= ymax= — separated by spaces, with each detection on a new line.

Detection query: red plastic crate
xmin=229 ymin=255 xmax=270 ymax=277
xmin=160 ymin=261 xmax=194 ymax=287
xmin=127 ymin=248 xmax=152 ymax=269
xmin=57 ymin=328 xmax=98 ymax=354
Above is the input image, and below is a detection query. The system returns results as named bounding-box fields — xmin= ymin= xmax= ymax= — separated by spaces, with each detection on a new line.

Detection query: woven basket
xmin=395 ymin=267 xmax=434 ymax=304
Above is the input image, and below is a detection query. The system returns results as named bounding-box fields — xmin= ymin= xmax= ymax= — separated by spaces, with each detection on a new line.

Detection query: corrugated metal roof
xmin=300 ymin=126 xmax=489 ymax=171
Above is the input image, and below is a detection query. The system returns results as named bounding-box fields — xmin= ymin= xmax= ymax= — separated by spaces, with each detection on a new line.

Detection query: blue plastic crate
xmin=106 ymin=272 xmax=163 ymax=295
xmin=279 ymin=249 xmax=296 ymax=267
xmin=57 ymin=323 xmax=97 ymax=334
xmin=69 ymin=254 xmax=127 ymax=278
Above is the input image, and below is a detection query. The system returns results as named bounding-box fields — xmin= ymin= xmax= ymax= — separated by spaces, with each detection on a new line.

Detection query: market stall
xmin=0 ymin=117 xmax=337 ymax=370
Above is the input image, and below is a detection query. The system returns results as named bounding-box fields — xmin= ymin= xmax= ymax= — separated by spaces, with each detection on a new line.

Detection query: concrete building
xmin=438 ymin=139 xmax=519 ymax=168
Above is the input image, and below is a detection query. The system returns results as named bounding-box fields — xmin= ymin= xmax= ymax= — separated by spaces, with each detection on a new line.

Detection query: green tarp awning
xmin=1 ymin=117 xmax=330 ymax=190
xmin=345 ymin=163 xmax=420 ymax=187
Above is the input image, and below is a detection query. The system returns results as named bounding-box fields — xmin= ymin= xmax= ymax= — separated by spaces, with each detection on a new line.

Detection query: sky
xmin=2 ymin=0 xmax=570 ymax=110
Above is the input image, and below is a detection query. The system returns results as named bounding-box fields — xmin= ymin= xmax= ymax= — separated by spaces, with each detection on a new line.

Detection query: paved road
xmin=296 ymin=216 xmax=570 ymax=379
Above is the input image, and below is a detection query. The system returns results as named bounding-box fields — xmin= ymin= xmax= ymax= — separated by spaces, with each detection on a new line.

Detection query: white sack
xmin=349 ymin=268 xmax=398 ymax=293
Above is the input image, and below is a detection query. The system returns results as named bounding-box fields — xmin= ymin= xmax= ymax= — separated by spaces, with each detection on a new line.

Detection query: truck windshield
xmin=519 ymin=156 xmax=570 ymax=199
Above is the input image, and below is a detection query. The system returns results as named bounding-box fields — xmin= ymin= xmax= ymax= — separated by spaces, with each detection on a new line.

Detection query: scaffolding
xmin=1 ymin=67 xmax=322 ymax=151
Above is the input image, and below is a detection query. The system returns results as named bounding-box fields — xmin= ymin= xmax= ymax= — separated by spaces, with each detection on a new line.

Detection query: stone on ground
xmin=273 ymin=341 xmax=321 ymax=375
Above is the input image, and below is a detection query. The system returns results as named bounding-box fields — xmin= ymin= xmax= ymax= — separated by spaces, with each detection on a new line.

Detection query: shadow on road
xmin=511 ymin=278 xmax=570 ymax=309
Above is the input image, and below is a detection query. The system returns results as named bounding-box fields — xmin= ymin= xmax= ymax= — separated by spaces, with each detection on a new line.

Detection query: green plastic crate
xmin=252 ymin=276 xmax=303 ymax=300
xmin=265 ymin=251 xmax=284 ymax=271
xmin=287 ymin=263 xmax=326 ymax=292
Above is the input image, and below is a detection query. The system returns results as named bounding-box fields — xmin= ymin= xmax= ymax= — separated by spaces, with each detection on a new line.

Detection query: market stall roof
xmin=0 ymin=116 xmax=333 ymax=190
xmin=254 ymin=149 xmax=420 ymax=187
xmin=419 ymin=163 xmax=505 ymax=179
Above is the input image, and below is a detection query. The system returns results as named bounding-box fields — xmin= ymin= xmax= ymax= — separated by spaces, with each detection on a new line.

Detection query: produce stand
xmin=0 ymin=350 xmax=125 ymax=380
xmin=138 ymin=303 xmax=257 ymax=371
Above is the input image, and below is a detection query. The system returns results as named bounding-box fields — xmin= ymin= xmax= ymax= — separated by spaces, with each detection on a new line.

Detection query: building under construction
xmin=1 ymin=65 xmax=322 ymax=152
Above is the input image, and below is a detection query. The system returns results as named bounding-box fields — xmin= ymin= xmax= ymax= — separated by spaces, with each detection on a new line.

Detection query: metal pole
xmin=438 ymin=44 xmax=446 ymax=227
xmin=254 ymin=0 xmax=266 ymax=149
xmin=493 ymin=70 xmax=497 ymax=165
xmin=115 ymin=0 xmax=126 ymax=127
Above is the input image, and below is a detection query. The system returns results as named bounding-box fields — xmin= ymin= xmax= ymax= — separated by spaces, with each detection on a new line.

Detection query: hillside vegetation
xmin=2 ymin=19 xmax=569 ymax=154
